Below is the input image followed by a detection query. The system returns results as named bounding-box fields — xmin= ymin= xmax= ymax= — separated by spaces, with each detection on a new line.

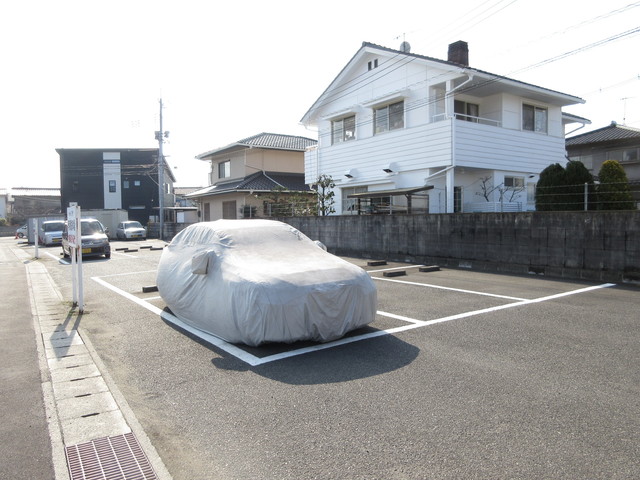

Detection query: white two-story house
xmin=300 ymin=41 xmax=590 ymax=214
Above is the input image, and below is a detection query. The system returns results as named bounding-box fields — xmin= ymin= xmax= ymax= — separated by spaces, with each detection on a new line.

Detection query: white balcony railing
xmin=432 ymin=113 xmax=501 ymax=127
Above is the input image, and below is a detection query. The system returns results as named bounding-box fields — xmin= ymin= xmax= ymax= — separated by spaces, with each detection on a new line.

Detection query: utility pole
xmin=155 ymin=98 xmax=168 ymax=240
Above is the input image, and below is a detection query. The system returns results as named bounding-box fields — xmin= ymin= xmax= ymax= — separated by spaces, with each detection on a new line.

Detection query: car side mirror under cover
xmin=192 ymin=250 xmax=216 ymax=275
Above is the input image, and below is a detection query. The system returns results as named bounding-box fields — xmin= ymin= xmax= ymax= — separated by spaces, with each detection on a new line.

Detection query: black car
xmin=62 ymin=218 xmax=111 ymax=259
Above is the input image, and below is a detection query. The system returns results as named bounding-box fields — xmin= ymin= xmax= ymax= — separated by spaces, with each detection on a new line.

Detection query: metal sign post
xmin=67 ymin=203 xmax=84 ymax=312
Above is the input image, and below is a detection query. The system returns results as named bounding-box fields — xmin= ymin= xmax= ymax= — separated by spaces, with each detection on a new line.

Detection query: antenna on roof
xmin=394 ymin=32 xmax=411 ymax=53
xmin=621 ymin=97 xmax=635 ymax=125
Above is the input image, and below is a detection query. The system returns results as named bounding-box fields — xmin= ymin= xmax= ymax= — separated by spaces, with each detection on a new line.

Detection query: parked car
xmin=116 ymin=221 xmax=146 ymax=240
xmin=62 ymin=218 xmax=111 ymax=259
xmin=156 ymin=219 xmax=377 ymax=346
xmin=15 ymin=224 xmax=27 ymax=238
xmin=39 ymin=220 xmax=65 ymax=246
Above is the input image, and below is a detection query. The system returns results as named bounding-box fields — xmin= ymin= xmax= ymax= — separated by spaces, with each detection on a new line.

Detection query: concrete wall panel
xmin=280 ymin=211 xmax=640 ymax=283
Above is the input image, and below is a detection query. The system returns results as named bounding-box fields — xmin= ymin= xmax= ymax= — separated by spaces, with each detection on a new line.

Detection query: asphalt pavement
xmin=2 ymin=235 xmax=639 ymax=480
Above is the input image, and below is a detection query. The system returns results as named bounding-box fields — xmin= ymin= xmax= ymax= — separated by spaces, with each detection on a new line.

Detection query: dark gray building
xmin=57 ymin=148 xmax=176 ymax=225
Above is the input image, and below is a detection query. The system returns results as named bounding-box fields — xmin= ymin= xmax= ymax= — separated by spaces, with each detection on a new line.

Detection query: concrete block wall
xmin=282 ymin=211 xmax=640 ymax=284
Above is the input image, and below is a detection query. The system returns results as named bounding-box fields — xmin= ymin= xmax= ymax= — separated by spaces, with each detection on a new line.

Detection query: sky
xmin=1 ymin=0 xmax=639 ymax=189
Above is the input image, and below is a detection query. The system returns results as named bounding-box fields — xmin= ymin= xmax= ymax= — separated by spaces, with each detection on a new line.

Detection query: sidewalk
xmin=0 ymin=241 xmax=55 ymax=479
xmin=0 ymin=239 xmax=171 ymax=480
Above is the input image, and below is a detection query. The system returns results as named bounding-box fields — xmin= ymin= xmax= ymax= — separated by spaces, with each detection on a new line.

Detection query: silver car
xmin=156 ymin=219 xmax=377 ymax=346
xmin=15 ymin=224 xmax=27 ymax=238
xmin=39 ymin=220 xmax=65 ymax=246
xmin=116 ymin=221 xmax=147 ymax=240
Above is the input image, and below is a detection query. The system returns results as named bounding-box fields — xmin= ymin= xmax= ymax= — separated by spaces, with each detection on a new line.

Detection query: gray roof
xmin=1 ymin=188 xmax=60 ymax=197
xmin=196 ymin=133 xmax=317 ymax=159
xmin=187 ymin=171 xmax=311 ymax=198
xmin=566 ymin=122 xmax=640 ymax=146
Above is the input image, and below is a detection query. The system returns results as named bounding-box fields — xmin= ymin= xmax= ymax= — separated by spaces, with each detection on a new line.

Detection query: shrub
xmin=535 ymin=163 xmax=566 ymax=211
xmin=597 ymin=160 xmax=635 ymax=210
xmin=565 ymin=160 xmax=595 ymax=210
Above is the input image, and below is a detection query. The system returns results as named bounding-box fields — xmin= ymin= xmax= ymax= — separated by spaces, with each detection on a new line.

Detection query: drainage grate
xmin=65 ymin=432 xmax=158 ymax=480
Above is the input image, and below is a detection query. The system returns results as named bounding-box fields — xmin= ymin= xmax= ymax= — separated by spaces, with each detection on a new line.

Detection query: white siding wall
xmin=312 ymin=121 xmax=453 ymax=187
xmin=455 ymin=121 xmax=566 ymax=173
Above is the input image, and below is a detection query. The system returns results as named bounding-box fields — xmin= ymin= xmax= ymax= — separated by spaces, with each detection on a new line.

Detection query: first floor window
xmin=374 ymin=100 xmax=404 ymax=134
xmin=504 ymin=176 xmax=525 ymax=188
xmin=523 ymin=104 xmax=547 ymax=133
xmin=222 ymin=200 xmax=236 ymax=219
xmin=218 ymin=160 xmax=231 ymax=179
xmin=109 ymin=180 xmax=116 ymax=193
xmin=331 ymin=115 xmax=356 ymax=144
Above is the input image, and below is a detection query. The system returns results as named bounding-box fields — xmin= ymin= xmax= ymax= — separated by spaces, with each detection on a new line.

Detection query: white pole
xmin=68 ymin=203 xmax=79 ymax=306
xmin=33 ymin=218 xmax=39 ymax=259
xmin=77 ymin=206 xmax=84 ymax=312
xmin=584 ymin=182 xmax=588 ymax=211
xmin=158 ymin=98 xmax=165 ymax=241
xmin=71 ymin=246 xmax=77 ymax=306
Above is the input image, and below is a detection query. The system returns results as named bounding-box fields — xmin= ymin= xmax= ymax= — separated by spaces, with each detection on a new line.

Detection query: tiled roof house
xmin=566 ymin=121 xmax=640 ymax=204
xmin=188 ymin=133 xmax=317 ymax=220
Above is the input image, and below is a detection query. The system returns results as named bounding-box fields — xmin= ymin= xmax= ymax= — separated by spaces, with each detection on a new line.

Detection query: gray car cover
xmin=156 ymin=219 xmax=377 ymax=346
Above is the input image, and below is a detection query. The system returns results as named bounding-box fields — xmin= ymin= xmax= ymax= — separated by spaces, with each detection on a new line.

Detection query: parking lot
xmin=22 ymin=238 xmax=640 ymax=479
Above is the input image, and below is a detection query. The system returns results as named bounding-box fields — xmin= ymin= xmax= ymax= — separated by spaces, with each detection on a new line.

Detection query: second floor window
xmin=454 ymin=100 xmax=479 ymax=122
xmin=218 ymin=160 xmax=231 ymax=179
xmin=331 ymin=115 xmax=356 ymax=144
xmin=523 ymin=104 xmax=547 ymax=133
xmin=374 ymin=100 xmax=404 ymax=134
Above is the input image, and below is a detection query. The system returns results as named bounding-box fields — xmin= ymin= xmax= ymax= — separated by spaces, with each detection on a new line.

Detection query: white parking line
xmin=42 ymin=250 xmax=67 ymax=264
xmin=112 ymin=251 xmax=139 ymax=258
xmin=373 ymin=276 xmax=528 ymax=301
xmin=368 ymin=265 xmax=425 ymax=273
xmin=91 ymin=274 xmax=615 ymax=366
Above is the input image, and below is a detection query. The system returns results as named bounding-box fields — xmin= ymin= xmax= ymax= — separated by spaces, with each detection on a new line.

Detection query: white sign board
xmin=67 ymin=205 xmax=78 ymax=248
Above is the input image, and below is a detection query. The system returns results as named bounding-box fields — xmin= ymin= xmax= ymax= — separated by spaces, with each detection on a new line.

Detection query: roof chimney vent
xmin=448 ymin=40 xmax=469 ymax=66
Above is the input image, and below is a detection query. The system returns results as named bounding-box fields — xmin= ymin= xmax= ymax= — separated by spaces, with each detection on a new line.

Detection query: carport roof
xmin=347 ymin=185 xmax=434 ymax=198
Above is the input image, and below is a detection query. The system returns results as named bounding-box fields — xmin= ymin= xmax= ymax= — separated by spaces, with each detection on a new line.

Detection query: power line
xmin=511 ymin=26 xmax=640 ymax=75
xmin=490 ymin=2 xmax=640 ymax=59
xmin=421 ymin=0 xmax=515 ymax=50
